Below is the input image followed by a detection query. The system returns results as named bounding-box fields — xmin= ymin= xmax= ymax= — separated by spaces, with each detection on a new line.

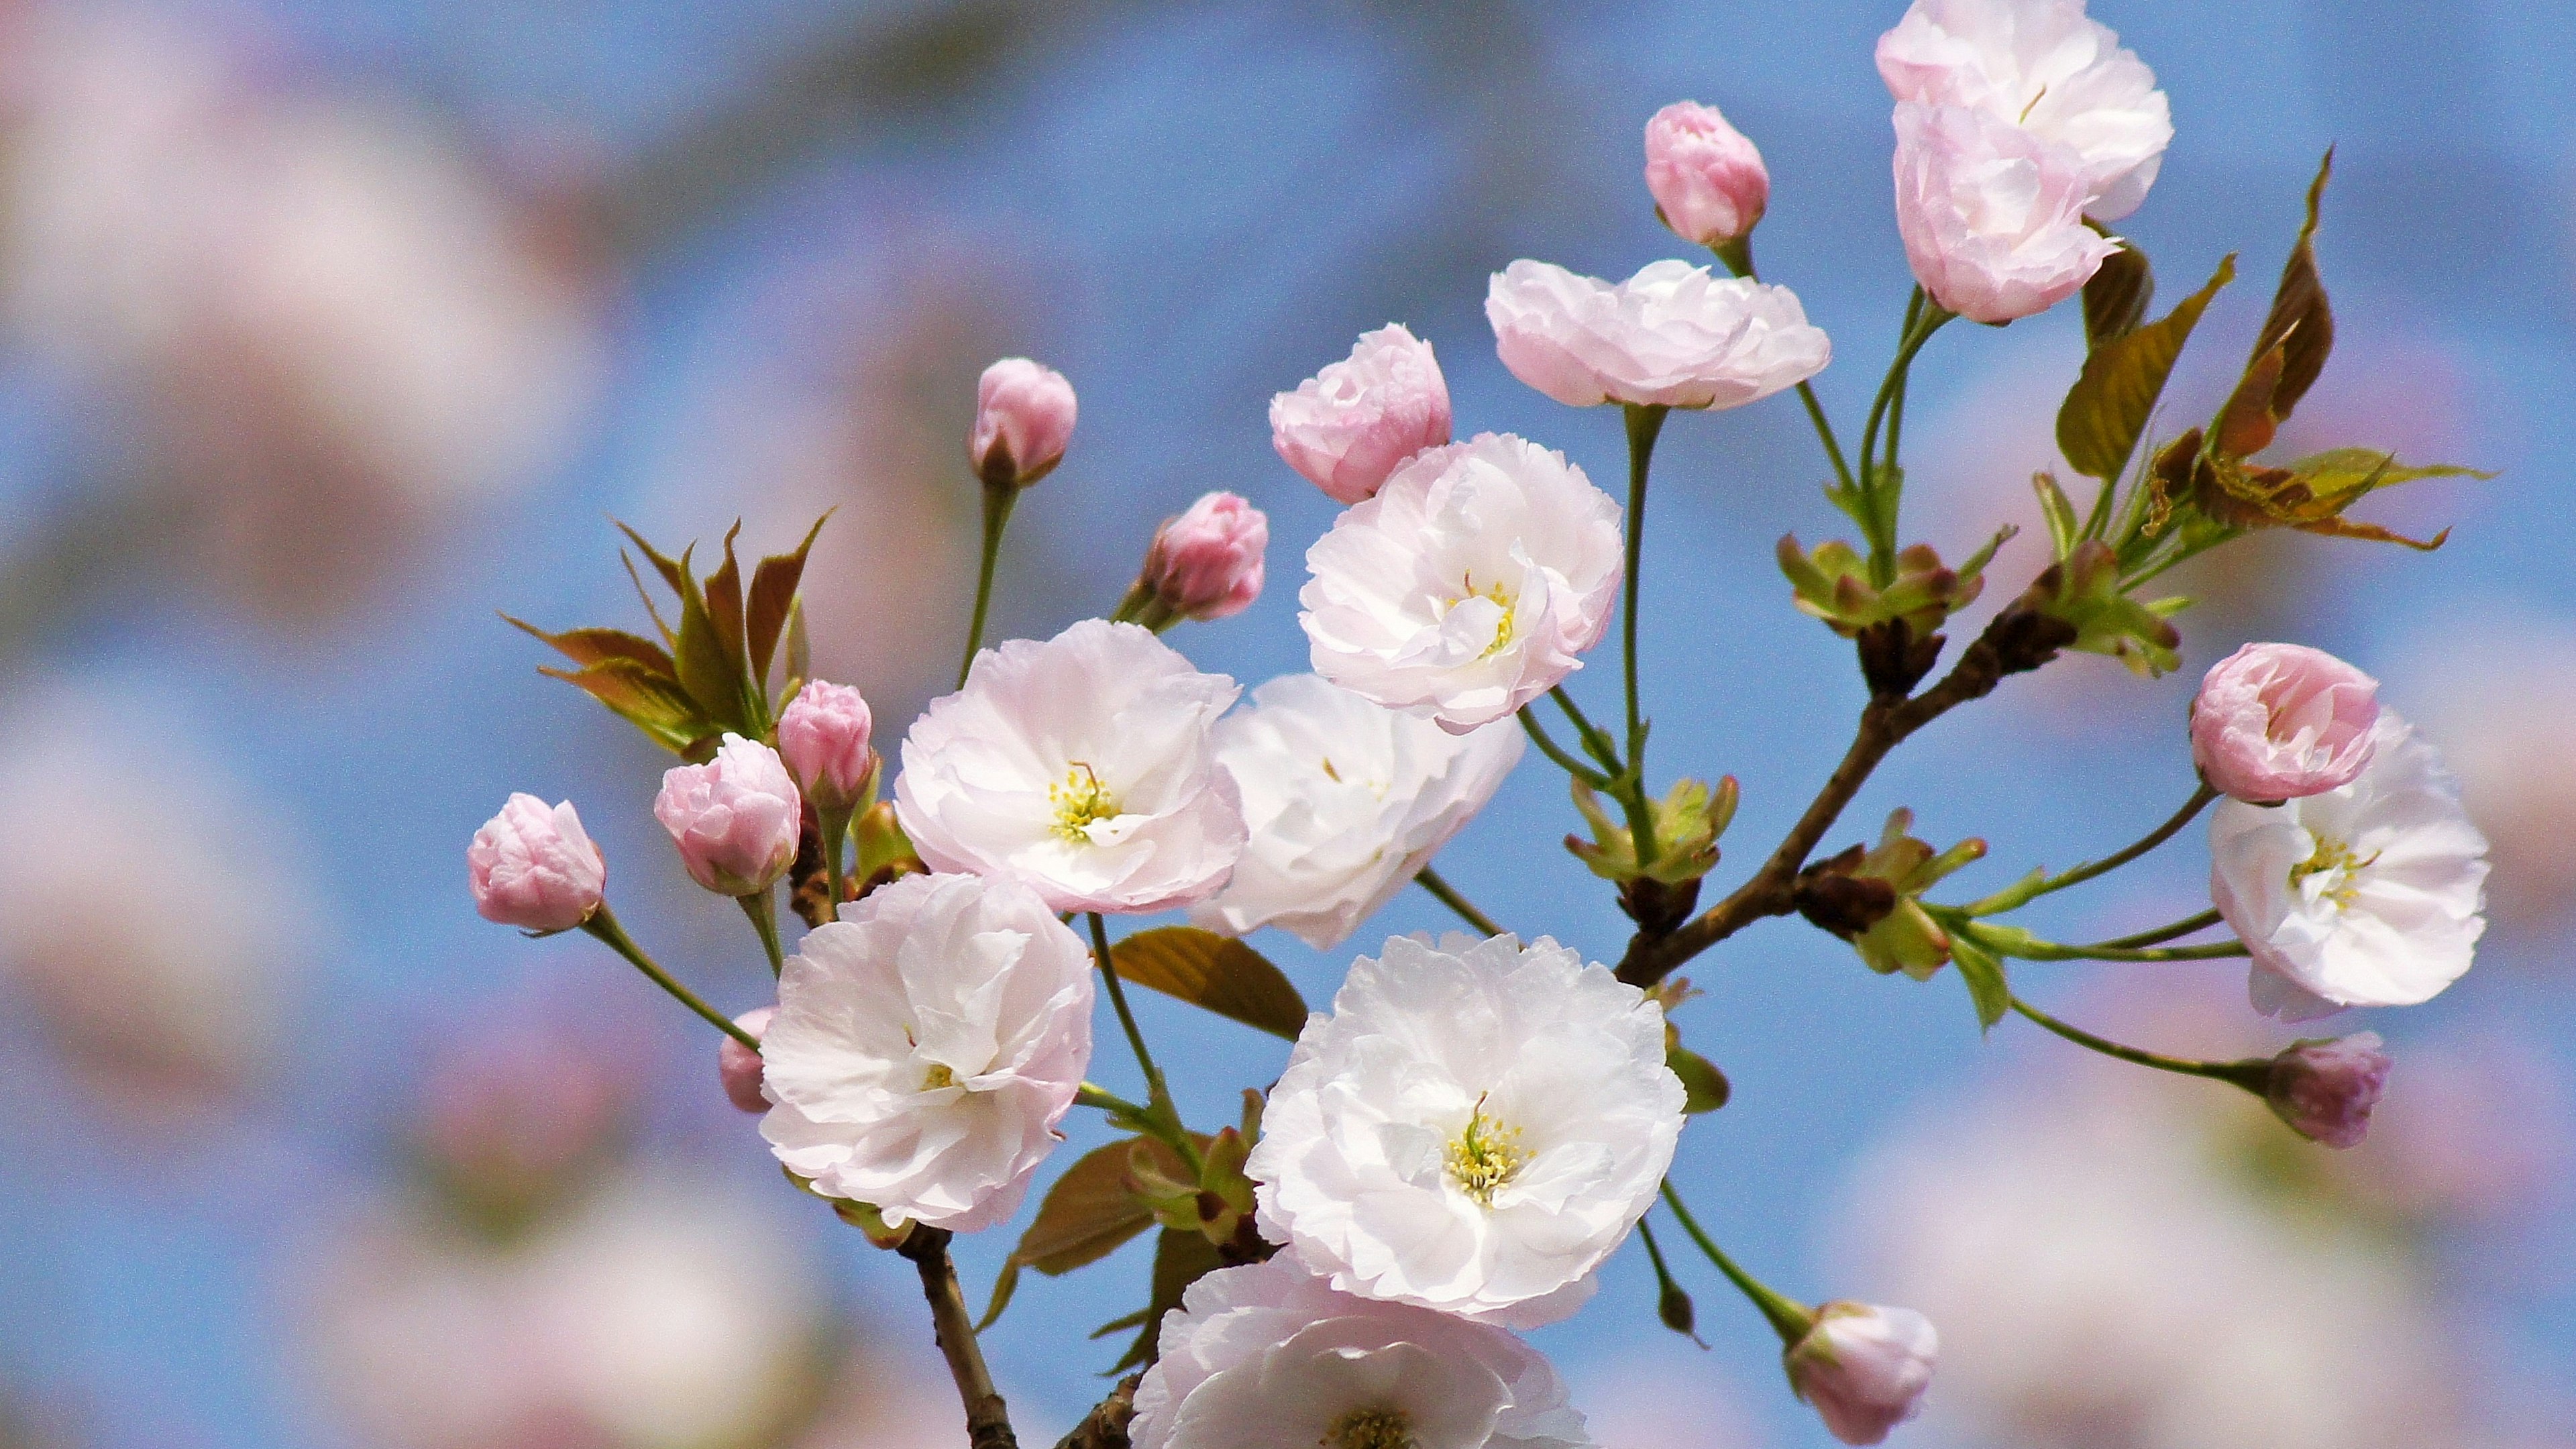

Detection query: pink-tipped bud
xmin=718 ymin=1006 xmax=774 ymax=1113
xmin=1644 ymin=101 xmax=1770 ymax=248
xmin=1269 ymin=324 xmax=1452 ymax=504
xmin=1785 ymin=1302 xmax=1939 ymax=1446
xmin=2191 ymin=642 xmax=2381 ymax=803
xmin=468 ymin=794 xmax=606 ymax=932
xmin=775 ymin=681 xmax=877 ymax=813
xmin=653 ymin=735 xmax=802 ymax=896
xmin=1143 ymin=491 xmax=1268 ymax=622
xmin=2266 ymin=1032 xmax=2392 ymax=1149
xmin=969 ymin=358 xmax=1078 ymax=488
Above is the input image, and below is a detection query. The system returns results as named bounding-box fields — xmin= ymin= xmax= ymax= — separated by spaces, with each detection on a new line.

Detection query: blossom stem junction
xmin=739 ymin=888 xmax=788 ymax=977
xmin=1518 ymin=707 xmax=1613 ymax=790
xmin=581 ymin=906 xmax=763 ymax=1053
xmin=1659 ymin=1180 xmax=1814 ymax=1344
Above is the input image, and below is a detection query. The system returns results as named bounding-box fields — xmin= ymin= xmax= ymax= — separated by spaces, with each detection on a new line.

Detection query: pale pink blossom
xmin=776 ymin=681 xmax=878 ymax=812
xmin=719 ymin=1006 xmax=774 ymax=1114
xmin=2191 ymin=643 xmax=2381 ymax=803
xmin=1486 ymin=259 xmax=1829 ymax=409
xmin=653 ymin=735 xmax=804 ymax=896
xmin=1644 ymin=101 xmax=1770 ymax=248
xmin=1891 ymin=101 xmax=2117 ymax=324
xmin=1784 ymin=1303 xmax=1939 ymax=1446
xmin=2265 ymin=1032 xmax=2391 ymax=1149
xmin=1142 ymin=491 xmax=1268 ymax=621
xmin=1271 ymin=324 xmax=1453 ymax=504
xmin=968 ymin=357 xmax=1077 ymax=487
xmin=468 ymin=794 xmax=606 ymax=932
xmin=1877 ymin=0 xmax=2172 ymax=221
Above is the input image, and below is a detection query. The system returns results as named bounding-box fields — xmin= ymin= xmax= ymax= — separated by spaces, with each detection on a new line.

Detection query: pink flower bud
xmin=718 ymin=1006 xmax=773 ymax=1113
xmin=1644 ymin=101 xmax=1770 ymax=248
xmin=1143 ymin=491 xmax=1268 ymax=622
xmin=1785 ymin=1302 xmax=1939 ymax=1446
xmin=1891 ymin=101 xmax=2116 ymax=325
xmin=969 ymin=358 xmax=1077 ymax=488
xmin=1269 ymin=324 xmax=1452 ymax=504
xmin=653 ymin=735 xmax=802 ymax=896
xmin=468 ymin=794 xmax=606 ymax=932
xmin=2266 ymin=1032 xmax=2391 ymax=1148
xmin=2191 ymin=642 xmax=2381 ymax=802
xmin=774 ymin=681 xmax=877 ymax=812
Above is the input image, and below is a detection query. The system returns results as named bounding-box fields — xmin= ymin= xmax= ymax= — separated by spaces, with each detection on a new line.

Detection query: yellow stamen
xmin=1444 ymin=1098 xmax=1526 ymax=1207
xmin=1048 ymin=761 xmax=1120 ymax=844
xmin=922 ymin=1063 xmax=957 ymax=1091
xmin=1325 ymin=1407 xmax=1416 ymax=1449
xmin=2288 ymin=834 xmax=2378 ymax=910
xmin=1446 ymin=573 xmax=1516 ymax=660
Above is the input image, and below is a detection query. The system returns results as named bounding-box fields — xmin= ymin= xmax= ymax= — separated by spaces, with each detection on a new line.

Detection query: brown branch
xmin=896 ymin=1228 xmax=1020 ymax=1449
xmin=1052 ymin=1375 xmax=1142 ymax=1449
xmin=1616 ymin=604 xmax=2075 ymax=987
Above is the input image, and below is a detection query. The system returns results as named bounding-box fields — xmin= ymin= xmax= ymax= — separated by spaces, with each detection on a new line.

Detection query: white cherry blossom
xmin=1485 ymin=259 xmax=1829 ymax=411
xmin=1194 ymin=675 xmax=1524 ymax=950
xmin=759 ymin=871 xmax=1093 ymax=1232
xmin=1245 ymin=932 xmax=1684 ymax=1328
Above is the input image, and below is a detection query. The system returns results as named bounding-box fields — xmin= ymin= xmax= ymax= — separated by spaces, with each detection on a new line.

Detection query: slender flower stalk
xmin=1088 ymin=912 xmax=1199 ymax=1176
xmin=582 ymin=906 xmax=762 ymax=1052
xmin=1715 ymin=239 xmax=1856 ymax=498
xmin=1660 ymin=1180 xmax=1814 ymax=1343
xmin=1621 ymin=402 xmax=1669 ymax=868
xmin=1414 ymin=864 xmax=1507 ymax=938
xmin=1970 ymin=782 xmax=2220 ymax=914
xmin=739 ymin=889 xmax=786 ymax=977
xmin=2006 ymin=993 xmax=2269 ymax=1089
xmin=1519 ymin=707 xmax=1614 ymax=790
xmin=2080 ymin=907 xmax=2226 ymax=951
xmin=959 ymin=480 xmax=1016 ymax=689
xmin=1855 ymin=291 xmax=1953 ymax=580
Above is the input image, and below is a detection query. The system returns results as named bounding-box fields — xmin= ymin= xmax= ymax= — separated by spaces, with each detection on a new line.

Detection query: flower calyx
xmin=2005 ymin=538 xmax=2181 ymax=677
xmin=1567 ymin=775 xmax=1739 ymax=890
xmin=1780 ymin=535 xmax=2008 ymax=699
xmin=1795 ymin=809 xmax=1985 ymax=979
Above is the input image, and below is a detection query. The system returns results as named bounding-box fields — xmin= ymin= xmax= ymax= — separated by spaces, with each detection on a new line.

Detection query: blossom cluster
xmin=460 ymin=3 xmax=2497 ymax=1447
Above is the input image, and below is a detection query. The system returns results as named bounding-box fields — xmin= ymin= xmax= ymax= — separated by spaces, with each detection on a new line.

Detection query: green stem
xmin=1634 ymin=1217 xmax=1702 ymax=1342
xmin=1075 ymin=1081 xmax=1150 ymax=1120
xmin=1551 ymin=686 xmax=1625 ymax=776
xmin=1088 ymin=912 xmax=1201 ymax=1176
xmin=818 ymin=805 xmax=854 ymax=916
xmin=739 ymin=889 xmax=787 ymax=977
xmin=1968 ymin=782 xmax=2220 ymax=915
xmin=1712 ymin=240 xmax=1856 ymax=498
xmin=1993 ymin=934 xmax=2249 ymax=963
xmin=1518 ymin=708 xmax=1614 ymax=790
xmin=2086 ymin=908 xmax=2225 ymax=952
xmin=582 ymin=907 xmax=762 ymax=1053
xmin=1856 ymin=292 xmax=1952 ymax=584
xmin=1415 ymin=865 xmax=1507 ymax=938
xmin=2008 ymin=993 xmax=2270 ymax=1089
xmin=1660 ymin=1181 xmax=1814 ymax=1344
xmin=1620 ymin=403 xmax=1669 ymax=869
xmin=958 ymin=480 xmax=1018 ymax=690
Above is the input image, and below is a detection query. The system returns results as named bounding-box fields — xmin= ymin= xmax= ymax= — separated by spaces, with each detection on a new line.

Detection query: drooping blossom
xmin=969 ymin=358 xmax=1077 ymax=487
xmin=1193 ymin=674 xmax=1524 ymax=949
xmin=1271 ymin=324 xmax=1454 ymax=504
xmin=895 ymin=619 xmax=1246 ymax=914
xmin=1877 ymin=0 xmax=2173 ymax=221
xmin=653 ymin=735 xmax=804 ymax=896
xmin=2264 ymin=1032 xmax=2392 ymax=1149
xmin=1131 ymin=1252 xmax=1595 ymax=1449
xmin=775 ymin=681 xmax=877 ymax=812
xmin=1246 ymin=932 xmax=1685 ymax=1328
xmin=2210 ymin=712 xmax=2488 ymax=1022
xmin=759 ymin=871 xmax=1093 ymax=1232
xmin=468 ymin=794 xmax=606 ymax=932
xmin=1486 ymin=259 xmax=1829 ymax=409
xmin=1301 ymin=433 xmax=1624 ymax=734
xmin=719 ymin=1006 xmax=775 ymax=1114
xmin=1142 ymin=491 xmax=1269 ymax=622
xmin=1644 ymin=101 xmax=1770 ymax=248
xmin=1890 ymin=101 xmax=2118 ymax=324
xmin=1784 ymin=1303 xmax=1941 ymax=1446
xmin=2190 ymin=643 xmax=2380 ymax=803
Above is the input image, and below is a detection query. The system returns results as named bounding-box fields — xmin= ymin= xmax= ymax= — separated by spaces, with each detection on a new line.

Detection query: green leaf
xmin=2248 ymin=149 xmax=2336 ymax=427
xmin=2057 ymin=252 xmax=2237 ymax=480
xmin=702 ymin=523 xmax=754 ymax=724
xmin=747 ymin=513 xmax=830 ymax=687
xmin=539 ymin=659 xmax=712 ymax=755
xmin=2082 ymin=233 xmax=2154 ymax=348
xmin=1948 ymin=932 xmax=2012 ymax=1033
xmin=1667 ymin=1044 xmax=1730 ymax=1114
xmin=503 ymin=617 xmax=678 ymax=680
xmin=614 ymin=520 xmax=687 ymax=596
xmin=979 ymin=1136 xmax=1191 ymax=1330
xmin=785 ymin=597 xmax=812 ymax=690
xmin=2282 ymin=448 xmax=2494 ymax=501
xmin=2031 ymin=473 xmax=2080 ymax=560
xmin=672 ymin=547 xmax=753 ymax=735
xmin=1110 ymin=927 xmax=1311 ymax=1041
xmin=1110 ymin=1228 xmax=1226 ymax=1373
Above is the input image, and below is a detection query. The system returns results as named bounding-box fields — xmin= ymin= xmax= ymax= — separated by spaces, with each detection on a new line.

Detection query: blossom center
xmin=1047 ymin=762 xmax=1120 ymax=844
xmin=1443 ymin=1104 xmax=1527 ymax=1207
xmin=1443 ymin=574 xmax=1517 ymax=659
xmin=922 ymin=1062 xmax=958 ymax=1091
xmin=2289 ymin=833 xmax=2377 ymax=909
xmin=1326 ymin=1407 xmax=1416 ymax=1449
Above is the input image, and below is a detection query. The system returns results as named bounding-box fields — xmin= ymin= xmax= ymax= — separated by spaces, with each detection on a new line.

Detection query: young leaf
xmin=703 ymin=523 xmax=753 ymax=718
xmin=747 ymin=513 xmax=831 ymax=686
xmin=2056 ymin=253 xmax=2237 ymax=480
xmin=1667 ymin=1044 xmax=1731 ymax=1114
xmin=2031 ymin=473 xmax=2080 ymax=560
xmin=1948 ymin=932 xmax=2012 ymax=1033
xmin=785 ymin=597 xmax=812 ymax=690
xmin=539 ymin=659 xmax=712 ymax=755
xmin=613 ymin=520 xmax=687 ymax=596
xmin=2082 ymin=235 xmax=2154 ymax=348
xmin=978 ymin=1136 xmax=1193 ymax=1330
xmin=1110 ymin=927 xmax=1311 ymax=1041
xmin=672 ymin=547 xmax=753 ymax=735
xmin=2248 ymin=149 xmax=2336 ymax=426
xmin=503 ymin=616 xmax=678 ymax=680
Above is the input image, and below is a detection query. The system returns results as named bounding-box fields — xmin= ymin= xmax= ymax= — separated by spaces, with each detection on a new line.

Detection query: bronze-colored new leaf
xmin=702 ymin=523 xmax=753 ymax=712
xmin=979 ymin=1136 xmax=1194 ymax=1330
xmin=2247 ymin=149 xmax=2336 ymax=426
xmin=672 ymin=546 xmax=754 ymax=736
xmin=747 ymin=514 xmax=830 ymax=684
xmin=1110 ymin=926 xmax=1311 ymax=1041
xmin=2081 ymin=233 xmax=2153 ymax=349
xmin=2057 ymin=253 xmax=2235 ymax=480
xmin=538 ymin=658 xmax=712 ymax=755
xmin=504 ymin=617 xmax=679 ymax=680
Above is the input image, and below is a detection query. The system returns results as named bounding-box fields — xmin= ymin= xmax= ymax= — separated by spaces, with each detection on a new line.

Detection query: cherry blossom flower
xmin=468 ymin=794 xmax=606 ymax=932
xmin=1785 ymin=1303 xmax=1941 ymax=1446
xmin=1644 ymin=101 xmax=1770 ymax=248
xmin=2210 ymin=713 xmax=2489 ymax=1021
xmin=759 ymin=871 xmax=1093 ymax=1232
xmin=654 ymin=735 xmax=804 ymax=896
xmin=1193 ymin=674 xmax=1524 ymax=949
xmin=1486 ymin=259 xmax=1829 ymax=410
xmin=1300 ymin=433 xmax=1624 ymax=734
xmin=1246 ymin=932 xmax=1684 ymax=1328
xmin=1131 ymin=1252 xmax=1595 ymax=1449
xmin=1876 ymin=0 xmax=2172 ymax=221
xmin=1271 ymin=324 xmax=1454 ymax=505
xmin=2191 ymin=643 xmax=2381 ymax=803
xmin=1891 ymin=101 xmax=2118 ymax=324
xmin=895 ymin=619 xmax=1246 ymax=914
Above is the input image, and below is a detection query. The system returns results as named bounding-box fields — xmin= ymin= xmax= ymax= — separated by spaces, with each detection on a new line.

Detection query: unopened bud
xmin=969 ymin=358 xmax=1077 ymax=488
xmin=718 ymin=1006 xmax=774 ymax=1113
xmin=1644 ymin=101 xmax=1769 ymax=249
xmin=2191 ymin=643 xmax=2379 ymax=803
xmin=2264 ymin=1032 xmax=2391 ymax=1148
xmin=653 ymin=735 xmax=802 ymax=896
xmin=775 ymin=681 xmax=877 ymax=812
xmin=1784 ymin=1302 xmax=1939 ymax=1446
xmin=1140 ymin=491 xmax=1268 ymax=623
xmin=468 ymin=794 xmax=606 ymax=933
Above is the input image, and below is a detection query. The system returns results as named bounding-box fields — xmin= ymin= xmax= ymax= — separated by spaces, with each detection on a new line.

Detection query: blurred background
xmin=0 ymin=1 xmax=2568 ymax=1446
